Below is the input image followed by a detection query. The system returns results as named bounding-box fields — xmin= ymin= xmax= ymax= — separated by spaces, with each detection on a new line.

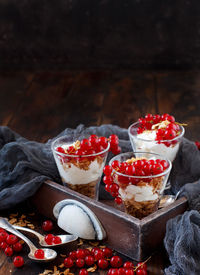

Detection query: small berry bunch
xmin=137 ymin=113 xmax=182 ymax=146
xmin=63 ymin=246 xmax=149 ymax=275
xmin=0 ymin=228 xmax=24 ymax=267
xmin=56 ymin=134 xmax=121 ymax=160
xmin=44 ymin=234 xmax=62 ymax=245
xmin=103 ymin=158 xmax=169 ymax=204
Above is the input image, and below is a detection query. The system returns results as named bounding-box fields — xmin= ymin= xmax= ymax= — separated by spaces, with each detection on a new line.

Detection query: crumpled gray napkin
xmin=0 ymin=124 xmax=200 ymax=275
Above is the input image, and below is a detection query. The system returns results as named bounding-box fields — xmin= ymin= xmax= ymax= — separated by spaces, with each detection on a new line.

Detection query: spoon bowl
xmin=159 ymin=190 xmax=181 ymax=208
xmin=14 ymin=225 xmax=78 ymax=247
xmin=0 ymin=218 xmax=57 ymax=262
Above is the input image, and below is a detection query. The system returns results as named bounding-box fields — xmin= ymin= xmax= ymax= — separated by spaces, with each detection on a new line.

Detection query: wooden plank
xmin=30 ymin=180 xmax=187 ymax=261
xmin=0 ymin=72 xmax=34 ymax=131
xmin=156 ymin=72 xmax=200 ymax=141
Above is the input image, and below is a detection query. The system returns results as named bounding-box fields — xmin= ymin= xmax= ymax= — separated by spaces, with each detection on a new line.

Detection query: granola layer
xmin=124 ymin=198 xmax=159 ymax=219
xmin=66 ymin=181 xmax=97 ymax=199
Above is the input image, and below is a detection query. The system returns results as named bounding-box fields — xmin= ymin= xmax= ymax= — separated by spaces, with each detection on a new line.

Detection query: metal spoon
xmin=159 ymin=190 xmax=181 ymax=208
xmin=0 ymin=218 xmax=57 ymax=262
xmin=13 ymin=225 xmax=78 ymax=247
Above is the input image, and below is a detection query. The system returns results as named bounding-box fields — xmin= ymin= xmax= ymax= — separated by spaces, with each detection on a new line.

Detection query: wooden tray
xmin=31 ymin=180 xmax=188 ymax=261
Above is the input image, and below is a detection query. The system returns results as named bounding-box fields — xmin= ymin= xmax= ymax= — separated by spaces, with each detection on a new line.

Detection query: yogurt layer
xmin=134 ymin=131 xmax=179 ymax=162
xmin=55 ymin=158 xmax=104 ymax=185
xmin=119 ymin=184 xmax=158 ymax=202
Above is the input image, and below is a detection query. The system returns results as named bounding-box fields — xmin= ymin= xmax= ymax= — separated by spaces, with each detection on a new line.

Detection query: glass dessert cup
xmin=109 ymin=152 xmax=172 ymax=219
xmin=128 ymin=122 xmax=185 ymax=162
xmin=51 ymin=135 xmax=110 ymax=199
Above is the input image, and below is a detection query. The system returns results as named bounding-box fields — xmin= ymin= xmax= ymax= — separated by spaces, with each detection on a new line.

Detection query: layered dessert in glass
xmin=52 ymin=134 xmax=120 ymax=199
xmin=128 ymin=113 xmax=185 ymax=162
xmin=103 ymin=152 xmax=172 ymax=219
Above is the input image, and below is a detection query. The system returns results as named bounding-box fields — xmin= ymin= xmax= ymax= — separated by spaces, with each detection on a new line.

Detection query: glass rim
xmin=128 ymin=121 xmax=185 ymax=143
xmin=51 ymin=135 xmax=110 ymax=158
xmin=109 ymin=151 xmax=172 ymax=179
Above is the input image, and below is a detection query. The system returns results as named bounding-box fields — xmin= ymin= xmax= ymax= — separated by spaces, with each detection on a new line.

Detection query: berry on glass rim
xmin=64 ymin=257 xmax=74 ymax=268
xmin=79 ymin=269 xmax=88 ymax=275
xmin=42 ymin=220 xmax=53 ymax=232
xmin=13 ymin=256 xmax=24 ymax=268
xmin=34 ymin=249 xmax=45 ymax=259
xmin=110 ymin=255 xmax=123 ymax=268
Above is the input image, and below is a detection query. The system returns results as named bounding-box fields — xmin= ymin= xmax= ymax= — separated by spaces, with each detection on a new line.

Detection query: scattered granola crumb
xmin=89 ymin=241 xmax=99 ymax=246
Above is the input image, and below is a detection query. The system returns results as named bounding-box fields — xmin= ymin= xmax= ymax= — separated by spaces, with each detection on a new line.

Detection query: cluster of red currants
xmin=56 ymin=134 xmax=121 ymax=160
xmin=103 ymin=158 xmax=169 ymax=204
xmin=137 ymin=113 xmax=181 ymax=146
xmin=64 ymin=246 xmax=148 ymax=275
xmin=0 ymin=228 xmax=24 ymax=267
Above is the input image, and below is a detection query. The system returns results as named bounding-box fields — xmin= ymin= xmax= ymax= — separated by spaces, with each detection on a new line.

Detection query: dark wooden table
xmin=0 ymin=71 xmax=199 ymax=274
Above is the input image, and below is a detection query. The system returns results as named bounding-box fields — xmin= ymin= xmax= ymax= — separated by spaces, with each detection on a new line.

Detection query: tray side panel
xmin=31 ymin=181 xmax=141 ymax=260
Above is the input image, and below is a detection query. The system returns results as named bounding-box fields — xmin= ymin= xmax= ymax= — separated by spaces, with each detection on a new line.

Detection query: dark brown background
xmin=1 ymin=0 xmax=200 ymax=70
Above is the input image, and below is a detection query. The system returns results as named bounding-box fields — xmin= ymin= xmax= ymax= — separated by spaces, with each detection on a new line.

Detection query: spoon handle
xmin=0 ymin=218 xmax=37 ymax=252
xmin=14 ymin=225 xmax=44 ymax=242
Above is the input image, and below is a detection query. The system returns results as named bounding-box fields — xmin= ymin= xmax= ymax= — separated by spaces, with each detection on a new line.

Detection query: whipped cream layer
xmin=54 ymin=155 xmax=104 ymax=185
xmin=134 ymin=131 xmax=179 ymax=162
xmin=119 ymin=184 xmax=158 ymax=202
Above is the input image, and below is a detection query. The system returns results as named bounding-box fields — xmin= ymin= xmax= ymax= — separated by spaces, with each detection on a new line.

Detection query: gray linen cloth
xmin=0 ymin=125 xmax=200 ymax=275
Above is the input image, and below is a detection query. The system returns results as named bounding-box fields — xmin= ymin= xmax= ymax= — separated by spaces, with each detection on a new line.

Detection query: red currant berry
xmin=42 ymin=220 xmax=53 ymax=231
xmin=56 ymin=147 xmax=65 ymax=153
xmin=111 ymin=160 xmax=120 ymax=169
xmin=136 ymin=262 xmax=147 ymax=271
xmin=13 ymin=256 xmax=24 ymax=268
xmin=64 ymin=257 xmax=74 ymax=268
xmin=13 ymin=242 xmax=23 ymax=252
xmin=124 ymin=261 xmax=134 ymax=268
xmin=108 ymin=268 xmax=119 ymax=275
xmin=85 ymin=255 xmax=95 ymax=266
xmin=76 ymin=249 xmax=86 ymax=259
xmin=110 ymin=183 xmax=119 ymax=193
xmin=153 ymin=163 xmax=163 ymax=175
xmin=103 ymin=165 xmax=112 ymax=176
xmin=0 ymin=241 xmax=8 ymax=250
xmin=79 ymin=269 xmax=88 ymax=275
xmin=160 ymin=160 xmax=168 ymax=169
xmin=115 ymin=197 xmax=122 ymax=204
xmin=34 ymin=249 xmax=45 ymax=259
xmin=102 ymin=247 xmax=113 ymax=258
xmin=93 ymin=249 xmax=104 ymax=260
xmin=118 ymin=268 xmax=126 ymax=275
xmin=111 ymin=146 xmax=121 ymax=155
xmin=44 ymin=234 xmax=54 ymax=245
xmin=0 ymin=231 xmax=8 ymax=242
xmin=103 ymin=175 xmax=114 ymax=185
xmin=98 ymin=258 xmax=109 ymax=269
xmin=5 ymin=246 xmax=13 ymax=256
xmin=69 ymin=250 xmax=77 ymax=260
xmin=83 ymin=249 xmax=91 ymax=256
xmin=110 ymin=256 xmax=123 ymax=268
xmin=126 ymin=269 xmax=135 ymax=275
xmin=76 ymin=258 xmax=85 ymax=268
xmin=125 ymin=165 xmax=135 ymax=175
xmin=99 ymin=137 xmax=108 ymax=148
xmin=52 ymin=236 xmax=62 ymax=244
xmin=6 ymin=234 xmax=18 ymax=245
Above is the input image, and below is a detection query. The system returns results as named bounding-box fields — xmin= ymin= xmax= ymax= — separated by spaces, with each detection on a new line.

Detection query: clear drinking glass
xmin=109 ymin=152 xmax=172 ymax=219
xmin=128 ymin=122 xmax=185 ymax=162
xmin=52 ymin=135 xmax=110 ymax=199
